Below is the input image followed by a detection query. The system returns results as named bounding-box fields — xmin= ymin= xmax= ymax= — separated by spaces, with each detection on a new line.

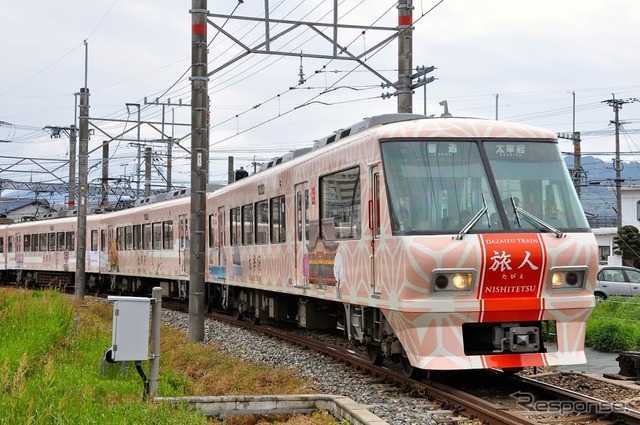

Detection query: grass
xmin=0 ymin=287 xmax=338 ymax=425
xmin=586 ymin=296 xmax=640 ymax=352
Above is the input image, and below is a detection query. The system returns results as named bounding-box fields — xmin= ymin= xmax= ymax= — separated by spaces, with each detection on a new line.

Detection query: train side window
xmin=255 ymin=200 xmax=269 ymax=245
xmin=230 ymin=207 xmax=241 ymax=246
xmin=133 ymin=225 xmax=142 ymax=250
xmin=125 ymin=226 xmax=133 ymax=251
xmin=39 ymin=234 xmax=47 ymax=251
xmin=116 ymin=227 xmax=124 ymax=251
xmin=0 ymin=236 xmax=4 ymax=253
xmin=57 ymin=232 xmax=66 ymax=251
xmin=163 ymin=220 xmax=173 ymax=250
xmin=8 ymin=235 xmax=13 ymax=253
xmin=91 ymin=230 xmax=99 ymax=251
xmin=270 ymin=195 xmax=286 ymax=243
xmin=48 ymin=232 xmax=56 ymax=251
xmin=31 ymin=234 xmax=38 ymax=252
xmin=142 ymin=223 xmax=152 ymax=250
xmin=242 ymin=204 xmax=254 ymax=245
xmin=24 ymin=235 xmax=31 ymax=252
xmin=66 ymin=232 xmax=74 ymax=251
xmin=152 ymin=222 xmax=162 ymax=250
xmin=320 ymin=166 xmax=361 ymax=240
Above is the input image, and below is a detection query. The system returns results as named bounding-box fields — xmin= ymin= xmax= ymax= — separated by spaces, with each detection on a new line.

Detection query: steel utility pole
xmin=189 ymin=0 xmax=208 ymax=342
xmin=603 ymin=95 xmax=640 ymax=232
xmin=397 ymin=0 xmax=413 ymax=113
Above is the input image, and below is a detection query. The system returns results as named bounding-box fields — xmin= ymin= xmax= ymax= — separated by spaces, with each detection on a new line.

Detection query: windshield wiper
xmin=508 ymin=195 xmax=564 ymax=238
xmin=456 ymin=194 xmax=489 ymax=240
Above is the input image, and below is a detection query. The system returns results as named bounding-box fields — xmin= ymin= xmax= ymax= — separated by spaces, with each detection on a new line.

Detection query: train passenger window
xmin=163 ymin=221 xmax=173 ymax=249
xmin=142 ymin=224 xmax=152 ymax=250
xmin=255 ymin=200 xmax=269 ymax=244
xmin=152 ymin=222 xmax=162 ymax=250
xmin=66 ymin=232 xmax=74 ymax=251
xmin=39 ymin=234 xmax=47 ymax=251
xmin=125 ymin=226 xmax=133 ymax=251
xmin=116 ymin=227 xmax=124 ymax=251
xmin=320 ymin=166 xmax=361 ymax=240
xmin=91 ymin=230 xmax=99 ymax=251
xmin=31 ymin=234 xmax=38 ymax=252
xmin=133 ymin=225 xmax=142 ymax=250
xmin=24 ymin=235 xmax=31 ymax=252
xmin=57 ymin=232 xmax=65 ymax=251
xmin=230 ymin=207 xmax=241 ymax=246
xmin=48 ymin=233 xmax=56 ymax=251
xmin=242 ymin=204 xmax=254 ymax=245
xmin=270 ymin=195 xmax=286 ymax=243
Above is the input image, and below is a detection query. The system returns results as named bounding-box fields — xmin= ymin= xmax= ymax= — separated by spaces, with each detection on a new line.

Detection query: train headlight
xmin=432 ymin=269 xmax=475 ymax=293
xmin=549 ymin=267 xmax=587 ymax=291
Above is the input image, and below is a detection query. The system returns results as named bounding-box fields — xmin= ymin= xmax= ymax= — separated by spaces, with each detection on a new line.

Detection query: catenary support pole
xmin=189 ymin=0 xmax=208 ymax=342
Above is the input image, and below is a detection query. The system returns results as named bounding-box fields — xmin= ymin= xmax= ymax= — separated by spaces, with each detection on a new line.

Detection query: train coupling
xmin=493 ymin=325 xmax=540 ymax=353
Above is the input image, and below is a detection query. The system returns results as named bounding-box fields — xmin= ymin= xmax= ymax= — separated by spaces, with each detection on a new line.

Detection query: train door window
xmin=0 ymin=236 xmax=3 ymax=253
xmin=305 ymin=189 xmax=310 ymax=241
xmin=270 ymin=195 xmax=286 ymax=243
xmin=296 ymin=191 xmax=302 ymax=242
xmin=39 ymin=234 xmax=47 ymax=251
xmin=66 ymin=232 xmax=74 ymax=251
xmin=373 ymin=169 xmax=381 ymax=237
xmin=101 ymin=229 xmax=107 ymax=251
xmin=208 ymin=214 xmax=215 ymax=248
xmin=179 ymin=216 xmax=189 ymax=249
xmin=125 ymin=226 xmax=133 ymax=251
xmin=320 ymin=166 xmax=361 ymax=240
xmin=218 ymin=209 xmax=225 ymax=247
xmin=57 ymin=232 xmax=66 ymax=251
xmin=48 ymin=233 xmax=56 ymax=251
xmin=230 ymin=207 xmax=241 ymax=246
xmin=255 ymin=200 xmax=269 ymax=244
xmin=163 ymin=220 xmax=174 ymax=249
xmin=116 ymin=227 xmax=124 ymax=251
xmin=152 ymin=222 xmax=162 ymax=250
xmin=91 ymin=230 xmax=99 ymax=251
xmin=142 ymin=223 xmax=152 ymax=250
xmin=24 ymin=235 xmax=31 ymax=252
xmin=242 ymin=204 xmax=254 ymax=245
xmin=8 ymin=235 xmax=13 ymax=253
xmin=133 ymin=225 xmax=142 ymax=250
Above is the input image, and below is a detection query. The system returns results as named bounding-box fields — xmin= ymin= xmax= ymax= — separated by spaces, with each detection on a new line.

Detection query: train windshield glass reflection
xmin=485 ymin=140 xmax=589 ymax=230
xmin=380 ymin=140 xmax=500 ymax=233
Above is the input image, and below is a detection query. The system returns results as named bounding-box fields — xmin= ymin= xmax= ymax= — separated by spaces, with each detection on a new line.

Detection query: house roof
xmin=0 ymin=198 xmax=52 ymax=215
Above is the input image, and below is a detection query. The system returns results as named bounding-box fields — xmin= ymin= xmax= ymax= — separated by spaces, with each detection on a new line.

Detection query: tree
xmin=613 ymin=225 xmax=640 ymax=268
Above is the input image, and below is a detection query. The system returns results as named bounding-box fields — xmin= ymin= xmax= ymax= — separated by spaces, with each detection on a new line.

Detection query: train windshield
xmin=380 ymin=139 xmax=589 ymax=234
xmin=485 ymin=140 xmax=589 ymax=230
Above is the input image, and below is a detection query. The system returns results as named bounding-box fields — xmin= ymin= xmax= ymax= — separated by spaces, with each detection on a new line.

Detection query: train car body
xmin=204 ymin=115 xmax=597 ymax=372
xmin=4 ymin=216 xmax=77 ymax=289
xmin=0 ymin=221 xmax=8 ymax=282
xmin=97 ymin=197 xmax=191 ymax=297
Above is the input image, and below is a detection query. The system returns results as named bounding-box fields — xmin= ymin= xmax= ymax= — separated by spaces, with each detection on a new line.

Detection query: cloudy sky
xmin=1 ymin=0 xmax=639 ymax=204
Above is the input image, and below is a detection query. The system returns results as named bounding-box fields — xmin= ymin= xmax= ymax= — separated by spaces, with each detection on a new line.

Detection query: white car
xmin=595 ymin=266 xmax=640 ymax=300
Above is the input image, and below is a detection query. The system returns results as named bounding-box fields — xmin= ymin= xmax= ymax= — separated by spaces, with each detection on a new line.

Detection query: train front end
xmin=377 ymin=119 xmax=598 ymax=370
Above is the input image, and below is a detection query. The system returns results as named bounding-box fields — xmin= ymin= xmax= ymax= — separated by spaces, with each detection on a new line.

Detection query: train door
xmin=178 ymin=214 xmax=189 ymax=275
xmin=370 ymin=165 xmax=382 ymax=295
xmin=295 ymin=182 xmax=309 ymax=287
xmin=14 ymin=232 xmax=23 ymax=269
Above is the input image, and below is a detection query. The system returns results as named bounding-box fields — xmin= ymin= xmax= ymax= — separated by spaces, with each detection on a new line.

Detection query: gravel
xmin=161 ymin=309 xmax=479 ymax=425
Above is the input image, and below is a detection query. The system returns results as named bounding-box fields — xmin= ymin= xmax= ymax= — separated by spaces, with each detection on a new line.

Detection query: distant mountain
xmin=564 ymin=155 xmax=640 ymax=221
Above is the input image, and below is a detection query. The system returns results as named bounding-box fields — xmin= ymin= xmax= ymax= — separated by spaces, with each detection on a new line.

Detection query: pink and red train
xmin=0 ymin=114 xmax=598 ymax=374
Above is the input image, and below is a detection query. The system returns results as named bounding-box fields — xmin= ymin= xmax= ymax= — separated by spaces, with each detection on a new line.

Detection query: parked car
xmin=595 ymin=266 xmax=640 ymax=300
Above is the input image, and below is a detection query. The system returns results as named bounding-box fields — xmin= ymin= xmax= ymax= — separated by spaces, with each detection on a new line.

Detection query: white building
xmin=594 ymin=186 xmax=640 ymax=266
